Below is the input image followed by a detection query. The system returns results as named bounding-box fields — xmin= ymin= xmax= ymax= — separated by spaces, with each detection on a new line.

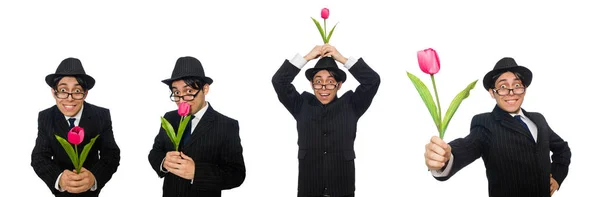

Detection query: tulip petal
xmin=311 ymin=17 xmax=327 ymax=43
xmin=178 ymin=102 xmax=191 ymax=117
xmin=78 ymin=134 xmax=100 ymax=171
xmin=440 ymin=80 xmax=478 ymax=139
xmin=406 ymin=72 xmax=441 ymax=130
xmin=68 ymin=131 xmax=82 ymax=145
xmin=321 ymin=8 xmax=330 ymax=19
xmin=417 ymin=48 xmax=441 ymax=75
xmin=55 ymin=134 xmax=79 ymax=170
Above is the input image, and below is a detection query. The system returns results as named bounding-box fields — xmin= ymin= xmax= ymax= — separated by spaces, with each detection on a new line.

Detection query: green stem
xmin=75 ymin=144 xmax=80 ymax=173
xmin=324 ymin=19 xmax=327 ymax=43
xmin=430 ymin=74 xmax=443 ymax=138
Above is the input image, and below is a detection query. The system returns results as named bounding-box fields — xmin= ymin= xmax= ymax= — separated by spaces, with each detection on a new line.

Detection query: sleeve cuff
xmin=344 ymin=56 xmax=358 ymax=69
xmin=431 ymin=154 xmax=454 ymax=177
xmin=160 ymin=157 xmax=169 ymax=173
xmin=55 ymin=172 xmax=66 ymax=192
xmin=289 ymin=53 xmax=308 ymax=69
xmin=90 ymin=178 xmax=98 ymax=191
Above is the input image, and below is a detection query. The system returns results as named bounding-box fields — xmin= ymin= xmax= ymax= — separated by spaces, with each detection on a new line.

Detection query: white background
xmin=0 ymin=0 xmax=598 ymax=196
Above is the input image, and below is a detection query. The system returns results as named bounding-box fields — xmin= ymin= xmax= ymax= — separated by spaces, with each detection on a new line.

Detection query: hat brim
xmin=45 ymin=74 xmax=96 ymax=90
xmin=305 ymin=67 xmax=347 ymax=82
xmin=161 ymin=76 xmax=213 ymax=86
xmin=482 ymin=66 xmax=532 ymax=90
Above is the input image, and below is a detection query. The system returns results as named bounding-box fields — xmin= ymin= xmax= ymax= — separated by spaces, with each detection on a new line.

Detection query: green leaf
xmin=440 ymin=80 xmax=478 ymax=138
xmin=78 ymin=134 xmax=100 ymax=171
xmin=175 ymin=115 xmax=192 ymax=148
xmin=160 ymin=117 xmax=177 ymax=151
xmin=406 ymin=72 xmax=441 ymax=130
xmin=311 ymin=17 xmax=327 ymax=43
xmin=54 ymin=135 xmax=78 ymax=170
xmin=325 ymin=22 xmax=338 ymax=44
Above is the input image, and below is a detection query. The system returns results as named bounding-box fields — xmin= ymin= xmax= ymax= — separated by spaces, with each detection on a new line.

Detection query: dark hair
xmin=169 ymin=76 xmax=206 ymax=91
xmin=489 ymin=71 xmax=524 ymax=89
xmin=52 ymin=76 xmax=89 ymax=90
xmin=310 ymin=69 xmax=342 ymax=82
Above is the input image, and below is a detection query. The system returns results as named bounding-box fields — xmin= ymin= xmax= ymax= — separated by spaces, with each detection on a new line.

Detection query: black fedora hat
xmin=304 ymin=57 xmax=347 ymax=82
xmin=161 ymin=56 xmax=213 ymax=85
xmin=482 ymin=57 xmax=532 ymax=90
xmin=45 ymin=57 xmax=96 ymax=89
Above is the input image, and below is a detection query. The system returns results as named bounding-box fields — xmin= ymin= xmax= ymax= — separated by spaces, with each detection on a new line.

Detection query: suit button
xmin=323 ymin=151 xmax=328 ymax=155
xmin=323 ymin=133 xmax=327 ymax=137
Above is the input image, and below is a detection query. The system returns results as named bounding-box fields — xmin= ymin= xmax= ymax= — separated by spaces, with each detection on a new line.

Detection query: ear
xmin=337 ymin=82 xmax=343 ymax=90
xmin=202 ymin=84 xmax=210 ymax=95
xmin=488 ymin=89 xmax=495 ymax=99
xmin=83 ymin=90 xmax=89 ymax=100
xmin=50 ymin=88 xmax=55 ymax=97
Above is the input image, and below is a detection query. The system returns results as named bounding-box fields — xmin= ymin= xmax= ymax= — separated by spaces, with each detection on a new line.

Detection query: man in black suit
xmin=424 ymin=57 xmax=572 ymax=197
xmin=272 ymin=44 xmax=381 ymax=197
xmin=31 ymin=57 xmax=121 ymax=197
xmin=148 ymin=56 xmax=245 ymax=197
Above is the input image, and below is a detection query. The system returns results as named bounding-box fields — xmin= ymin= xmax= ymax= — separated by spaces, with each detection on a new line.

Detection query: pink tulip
xmin=67 ymin=126 xmax=85 ymax=145
xmin=417 ymin=48 xmax=440 ymax=75
xmin=178 ymin=102 xmax=191 ymax=117
xmin=321 ymin=8 xmax=330 ymax=19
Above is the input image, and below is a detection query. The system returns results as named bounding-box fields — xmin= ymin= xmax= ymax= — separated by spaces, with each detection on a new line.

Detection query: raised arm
xmin=272 ymin=45 xmax=323 ymax=116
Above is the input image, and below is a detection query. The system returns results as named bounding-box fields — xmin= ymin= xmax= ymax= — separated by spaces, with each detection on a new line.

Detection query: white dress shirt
xmin=431 ymin=109 xmax=538 ymax=177
xmin=54 ymin=105 xmax=98 ymax=192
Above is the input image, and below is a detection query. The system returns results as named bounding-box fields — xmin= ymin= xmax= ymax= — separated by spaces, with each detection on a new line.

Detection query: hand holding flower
xmin=55 ymin=126 xmax=100 ymax=174
xmin=407 ymin=48 xmax=477 ymax=139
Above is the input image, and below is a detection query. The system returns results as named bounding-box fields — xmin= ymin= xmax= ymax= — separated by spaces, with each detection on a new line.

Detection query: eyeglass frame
xmin=312 ymin=82 xmax=339 ymax=90
xmin=170 ymin=89 xmax=202 ymax=102
xmin=53 ymin=89 xmax=86 ymax=100
xmin=492 ymin=87 xmax=526 ymax=96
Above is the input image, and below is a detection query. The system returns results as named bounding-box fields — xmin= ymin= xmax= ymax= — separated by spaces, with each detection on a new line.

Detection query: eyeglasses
xmin=170 ymin=90 xmax=201 ymax=102
xmin=493 ymin=87 xmax=526 ymax=96
xmin=54 ymin=90 xmax=85 ymax=100
xmin=312 ymin=83 xmax=338 ymax=90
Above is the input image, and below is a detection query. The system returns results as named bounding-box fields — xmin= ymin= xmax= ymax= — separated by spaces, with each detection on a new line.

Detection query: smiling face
xmin=53 ymin=76 xmax=87 ymax=117
xmin=312 ymin=70 xmax=342 ymax=105
xmin=488 ymin=71 xmax=526 ymax=113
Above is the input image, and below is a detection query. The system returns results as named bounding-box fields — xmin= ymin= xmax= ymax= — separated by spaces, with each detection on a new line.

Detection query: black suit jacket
xmin=272 ymin=58 xmax=380 ymax=197
xmin=148 ymin=104 xmax=245 ymax=197
xmin=436 ymin=105 xmax=571 ymax=197
xmin=31 ymin=102 xmax=121 ymax=197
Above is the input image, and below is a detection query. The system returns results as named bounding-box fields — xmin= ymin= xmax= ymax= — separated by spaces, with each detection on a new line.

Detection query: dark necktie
xmin=68 ymin=118 xmax=76 ymax=129
xmin=514 ymin=115 xmax=530 ymax=132
xmin=180 ymin=115 xmax=195 ymax=148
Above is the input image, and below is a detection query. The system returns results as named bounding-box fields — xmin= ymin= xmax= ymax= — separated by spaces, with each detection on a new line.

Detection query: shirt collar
xmin=65 ymin=104 xmax=84 ymax=121
xmin=192 ymin=101 xmax=209 ymax=120
xmin=508 ymin=108 xmax=525 ymax=118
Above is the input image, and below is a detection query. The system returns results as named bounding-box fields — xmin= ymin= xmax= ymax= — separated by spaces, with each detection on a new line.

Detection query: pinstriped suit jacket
xmin=272 ymin=58 xmax=380 ymax=197
xmin=436 ymin=105 xmax=571 ymax=197
xmin=31 ymin=102 xmax=121 ymax=197
xmin=148 ymin=104 xmax=245 ymax=197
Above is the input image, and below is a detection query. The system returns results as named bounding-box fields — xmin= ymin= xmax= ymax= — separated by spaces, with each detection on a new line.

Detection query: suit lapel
xmin=53 ymin=106 xmax=70 ymax=139
xmin=492 ymin=105 xmax=535 ymax=143
xmin=183 ymin=105 xmax=215 ymax=149
xmin=78 ymin=102 xmax=98 ymax=144
xmin=523 ymin=110 xmax=545 ymax=146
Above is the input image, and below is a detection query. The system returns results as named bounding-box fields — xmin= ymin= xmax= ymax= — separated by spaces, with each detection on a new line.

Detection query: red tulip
xmin=417 ymin=48 xmax=440 ymax=75
xmin=178 ymin=102 xmax=191 ymax=117
xmin=67 ymin=126 xmax=84 ymax=145
xmin=321 ymin=8 xmax=330 ymax=19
